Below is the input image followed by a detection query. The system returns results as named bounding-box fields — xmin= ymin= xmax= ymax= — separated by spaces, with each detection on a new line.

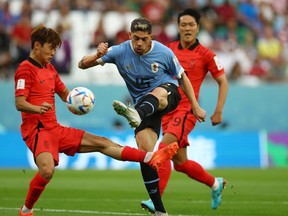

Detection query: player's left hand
xmin=39 ymin=102 xmax=53 ymax=114
xmin=210 ymin=111 xmax=222 ymax=126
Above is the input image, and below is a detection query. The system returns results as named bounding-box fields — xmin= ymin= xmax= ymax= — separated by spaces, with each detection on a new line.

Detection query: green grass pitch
xmin=0 ymin=168 xmax=287 ymax=216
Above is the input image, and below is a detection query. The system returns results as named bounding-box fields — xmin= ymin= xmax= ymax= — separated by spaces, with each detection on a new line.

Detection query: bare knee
xmin=172 ymin=151 xmax=188 ymax=172
xmin=39 ymin=166 xmax=54 ymax=180
xmin=138 ymin=142 xmax=151 ymax=151
xmin=136 ymin=129 xmax=158 ymax=151
xmin=35 ymin=152 xmax=55 ymax=180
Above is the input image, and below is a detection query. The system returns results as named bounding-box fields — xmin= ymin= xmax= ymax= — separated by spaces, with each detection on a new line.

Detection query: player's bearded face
xmin=129 ymin=31 xmax=152 ymax=55
xmin=178 ymin=15 xmax=199 ymax=43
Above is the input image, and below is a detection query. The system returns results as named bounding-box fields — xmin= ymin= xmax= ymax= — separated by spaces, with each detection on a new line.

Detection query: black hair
xmin=177 ymin=8 xmax=201 ymax=25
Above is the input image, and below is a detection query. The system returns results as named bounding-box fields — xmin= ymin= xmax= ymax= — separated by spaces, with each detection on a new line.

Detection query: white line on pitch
xmin=0 ymin=207 xmax=198 ymax=216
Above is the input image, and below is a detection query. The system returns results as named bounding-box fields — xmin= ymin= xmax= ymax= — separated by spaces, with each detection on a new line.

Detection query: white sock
xmin=155 ymin=211 xmax=168 ymax=215
xmin=211 ymin=178 xmax=220 ymax=191
xmin=21 ymin=205 xmax=32 ymax=214
xmin=143 ymin=152 xmax=153 ymax=163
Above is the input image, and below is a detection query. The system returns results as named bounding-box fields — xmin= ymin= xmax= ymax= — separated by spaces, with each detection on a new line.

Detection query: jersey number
xmin=136 ymin=77 xmax=151 ymax=88
xmin=172 ymin=116 xmax=182 ymax=126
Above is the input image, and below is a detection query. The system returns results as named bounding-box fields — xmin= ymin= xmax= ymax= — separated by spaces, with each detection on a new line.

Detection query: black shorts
xmin=134 ymin=83 xmax=181 ymax=138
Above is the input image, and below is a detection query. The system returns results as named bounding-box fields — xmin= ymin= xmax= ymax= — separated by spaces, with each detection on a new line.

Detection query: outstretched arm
xmin=178 ymin=72 xmax=206 ymax=123
xmin=78 ymin=42 xmax=108 ymax=69
xmin=210 ymin=74 xmax=228 ymax=126
xmin=57 ymin=88 xmax=70 ymax=102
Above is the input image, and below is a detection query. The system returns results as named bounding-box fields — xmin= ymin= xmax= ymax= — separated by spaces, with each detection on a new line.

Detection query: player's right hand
xmin=192 ymin=106 xmax=206 ymax=123
xmin=96 ymin=42 xmax=108 ymax=58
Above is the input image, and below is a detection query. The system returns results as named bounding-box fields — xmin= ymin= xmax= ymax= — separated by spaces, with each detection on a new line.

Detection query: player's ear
xmin=128 ymin=32 xmax=132 ymax=39
xmin=150 ymin=33 xmax=154 ymax=40
xmin=196 ymin=24 xmax=200 ymax=33
xmin=34 ymin=41 xmax=41 ymax=49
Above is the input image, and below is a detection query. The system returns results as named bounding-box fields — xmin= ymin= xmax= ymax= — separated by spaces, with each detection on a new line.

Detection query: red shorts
xmin=162 ymin=109 xmax=196 ymax=148
xmin=24 ymin=124 xmax=85 ymax=166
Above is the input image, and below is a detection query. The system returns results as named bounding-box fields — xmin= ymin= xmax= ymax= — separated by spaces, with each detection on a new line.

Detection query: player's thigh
xmin=163 ymin=110 xmax=196 ymax=148
xmin=159 ymin=83 xmax=181 ymax=113
xmin=79 ymin=131 xmax=117 ymax=153
xmin=149 ymin=87 xmax=169 ymax=109
xmin=35 ymin=152 xmax=55 ymax=178
xmin=58 ymin=126 xmax=84 ymax=155
xmin=161 ymin=132 xmax=178 ymax=145
xmin=25 ymin=127 xmax=60 ymax=165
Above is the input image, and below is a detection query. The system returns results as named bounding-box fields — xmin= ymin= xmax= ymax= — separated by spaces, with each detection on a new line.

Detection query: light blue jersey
xmin=99 ymin=40 xmax=184 ymax=104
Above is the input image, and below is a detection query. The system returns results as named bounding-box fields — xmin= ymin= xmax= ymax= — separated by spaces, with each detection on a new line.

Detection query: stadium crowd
xmin=1 ymin=0 xmax=288 ymax=84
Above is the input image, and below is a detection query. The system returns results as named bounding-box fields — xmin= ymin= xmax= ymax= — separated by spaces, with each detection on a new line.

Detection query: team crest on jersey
xmin=151 ymin=62 xmax=159 ymax=73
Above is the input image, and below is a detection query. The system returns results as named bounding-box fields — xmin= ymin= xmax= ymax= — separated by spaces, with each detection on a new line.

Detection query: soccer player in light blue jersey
xmin=79 ymin=18 xmax=206 ymax=216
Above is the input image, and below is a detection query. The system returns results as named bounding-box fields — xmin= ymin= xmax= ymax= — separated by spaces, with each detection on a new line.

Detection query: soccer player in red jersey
xmin=141 ymin=8 xmax=229 ymax=213
xmin=15 ymin=25 xmax=179 ymax=216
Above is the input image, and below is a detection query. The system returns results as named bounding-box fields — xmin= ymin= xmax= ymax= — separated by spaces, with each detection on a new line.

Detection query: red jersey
xmin=14 ymin=57 xmax=66 ymax=139
xmin=167 ymin=40 xmax=225 ymax=111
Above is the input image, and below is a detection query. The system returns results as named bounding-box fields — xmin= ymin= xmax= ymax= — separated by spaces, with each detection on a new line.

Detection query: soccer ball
xmin=66 ymin=87 xmax=95 ymax=115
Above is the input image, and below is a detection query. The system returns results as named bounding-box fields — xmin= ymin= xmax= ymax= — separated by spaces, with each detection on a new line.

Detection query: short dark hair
xmin=31 ymin=25 xmax=62 ymax=49
xmin=177 ymin=8 xmax=201 ymax=25
xmin=130 ymin=18 xmax=152 ymax=34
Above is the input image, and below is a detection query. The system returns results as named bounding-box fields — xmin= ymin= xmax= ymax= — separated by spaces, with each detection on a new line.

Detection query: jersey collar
xmin=178 ymin=39 xmax=199 ymax=50
xmin=27 ymin=57 xmax=44 ymax=68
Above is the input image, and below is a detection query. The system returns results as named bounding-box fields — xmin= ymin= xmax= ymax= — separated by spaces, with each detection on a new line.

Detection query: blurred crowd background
xmin=0 ymin=1 xmax=287 ymax=169
xmin=1 ymin=0 xmax=288 ymax=85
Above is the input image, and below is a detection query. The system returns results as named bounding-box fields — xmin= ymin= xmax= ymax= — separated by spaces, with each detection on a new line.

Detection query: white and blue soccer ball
xmin=66 ymin=87 xmax=95 ymax=115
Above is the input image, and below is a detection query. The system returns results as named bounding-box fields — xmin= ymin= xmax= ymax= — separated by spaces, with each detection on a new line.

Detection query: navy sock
xmin=140 ymin=162 xmax=166 ymax=213
xmin=136 ymin=94 xmax=159 ymax=120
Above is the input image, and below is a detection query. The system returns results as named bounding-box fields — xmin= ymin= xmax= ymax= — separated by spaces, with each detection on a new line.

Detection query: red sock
xmin=157 ymin=143 xmax=172 ymax=196
xmin=121 ymin=146 xmax=146 ymax=162
xmin=174 ymin=160 xmax=215 ymax=187
xmin=25 ymin=172 xmax=50 ymax=209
